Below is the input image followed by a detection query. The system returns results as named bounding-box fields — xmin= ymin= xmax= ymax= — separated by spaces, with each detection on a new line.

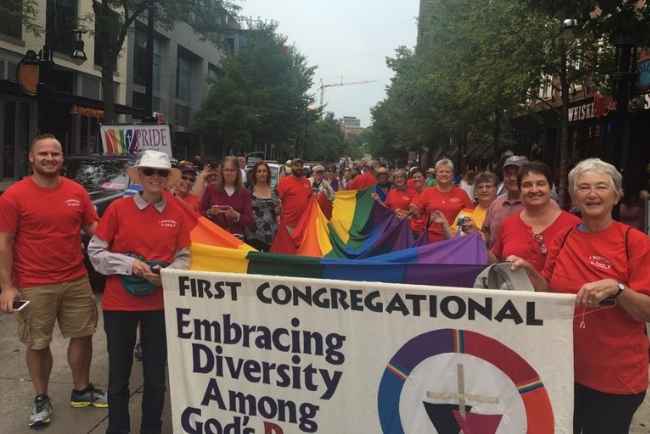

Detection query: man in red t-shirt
xmin=0 ymin=134 xmax=105 ymax=428
xmin=347 ymin=160 xmax=378 ymax=191
xmin=277 ymin=158 xmax=312 ymax=233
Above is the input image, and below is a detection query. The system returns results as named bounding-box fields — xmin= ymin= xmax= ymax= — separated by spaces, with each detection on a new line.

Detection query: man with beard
xmin=277 ymin=158 xmax=312 ymax=234
xmin=0 ymin=134 xmax=106 ymax=428
xmin=482 ymin=155 xmax=527 ymax=247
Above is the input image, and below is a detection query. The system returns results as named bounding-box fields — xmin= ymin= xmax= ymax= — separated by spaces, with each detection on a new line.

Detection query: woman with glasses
xmin=245 ymin=161 xmax=280 ymax=251
xmin=172 ymin=165 xmax=200 ymax=212
xmin=200 ymin=156 xmax=254 ymax=238
xmin=510 ymin=159 xmax=650 ymax=434
xmin=491 ymin=161 xmax=579 ymax=272
xmin=88 ymin=150 xmax=191 ymax=434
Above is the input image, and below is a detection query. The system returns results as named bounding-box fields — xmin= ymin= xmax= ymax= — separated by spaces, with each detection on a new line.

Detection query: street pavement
xmin=0 ymin=294 xmax=172 ymax=434
xmin=0 ymin=294 xmax=649 ymax=434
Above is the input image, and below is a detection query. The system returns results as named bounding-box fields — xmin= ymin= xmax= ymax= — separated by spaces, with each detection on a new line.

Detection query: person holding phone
xmin=200 ymin=156 xmax=254 ymax=238
xmin=0 ymin=134 xmax=106 ymax=428
xmin=87 ymin=150 xmax=191 ymax=434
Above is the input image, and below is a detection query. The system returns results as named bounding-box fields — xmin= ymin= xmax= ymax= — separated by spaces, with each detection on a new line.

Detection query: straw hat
xmin=127 ymin=150 xmax=181 ymax=185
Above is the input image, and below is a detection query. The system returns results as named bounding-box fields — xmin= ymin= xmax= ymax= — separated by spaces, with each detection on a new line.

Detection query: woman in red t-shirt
xmin=374 ymin=169 xmax=414 ymax=220
xmin=200 ymin=156 xmax=254 ymax=238
xmin=509 ymin=158 xmax=650 ymax=434
xmin=88 ymin=150 xmax=191 ymax=434
xmin=411 ymin=159 xmax=473 ymax=242
xmin=491 ymin=161 xmax=579 ymax=273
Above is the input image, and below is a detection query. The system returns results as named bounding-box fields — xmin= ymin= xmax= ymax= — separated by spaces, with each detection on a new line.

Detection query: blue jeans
xmin=103 ymin=310 xmax=167 ymax=434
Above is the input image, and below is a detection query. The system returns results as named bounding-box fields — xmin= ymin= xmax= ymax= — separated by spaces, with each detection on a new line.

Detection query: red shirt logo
xmin=160 ymin=219 xmax=177 ymax=228
xmin=65 ymin=199 xmax=81 ymax=207
xmin=588 ymin=255 xmax=612 ymax=271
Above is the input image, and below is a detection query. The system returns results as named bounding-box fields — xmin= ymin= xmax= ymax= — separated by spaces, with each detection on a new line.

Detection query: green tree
xmin=195 ymin=22 xmax=317 ymax=158
xmin=91 ymin=0 xmax=239 ymax=123
xmin=303 ymin=112 xmax=345 ymax=162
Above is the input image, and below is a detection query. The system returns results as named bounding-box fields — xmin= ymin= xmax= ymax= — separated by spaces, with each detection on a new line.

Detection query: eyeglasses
xmin=141 ymin=168 xmax=170 ymax=177
xmin=534 ymin=233 xmax=547 ymax=255
xmin=181 ymin=175 xmax=196 ymax=182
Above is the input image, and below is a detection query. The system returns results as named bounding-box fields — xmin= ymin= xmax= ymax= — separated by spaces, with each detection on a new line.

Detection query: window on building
xmin=175 ymin=103 xmax=191 ymax=127
xmin=207 ymin=63 xmax=222 ymax=85
xmin=132 ymin=91 xmax=146 ymax=110
xmin=224 ymin=37 xmax=235 ymax=56
xmin=134 ymin=26 xmax=161 ymax=92
xmin=176 ymin=49 xmax=192 ymax=102
xmin=46 ymin=0 xmax=78 ymax=56
xmin=134 ymin=27 xmax=147 ymax=84
xmin=0 ymin=0 xmax=22 ymax=39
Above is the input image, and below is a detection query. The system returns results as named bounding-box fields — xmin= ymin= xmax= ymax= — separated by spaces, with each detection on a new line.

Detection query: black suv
xmin=64 ymin=155 xmax=135 ymax=291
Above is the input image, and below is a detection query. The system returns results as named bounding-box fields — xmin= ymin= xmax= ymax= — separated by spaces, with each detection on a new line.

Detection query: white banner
xmin=162 ymin=270 xmax=575 ymax=434
xmin=100 ymin=124 xmax=172 ymax=157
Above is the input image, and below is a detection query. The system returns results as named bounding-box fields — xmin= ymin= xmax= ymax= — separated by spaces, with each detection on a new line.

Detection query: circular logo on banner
xmin=377 ymin=329 xmax=554 ymax=434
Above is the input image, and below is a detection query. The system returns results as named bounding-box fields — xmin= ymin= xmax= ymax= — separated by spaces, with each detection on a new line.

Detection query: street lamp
xmin=71 ymin=29 xmax=88 ymax=61
xmin=16 ymin=28 xmax=88 ymax=96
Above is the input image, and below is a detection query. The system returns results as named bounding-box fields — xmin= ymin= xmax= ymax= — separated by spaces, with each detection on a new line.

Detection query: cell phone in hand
xmin=151 ymin=265 xmax=162 ymax=275
xmin=12 ymin=300 xmax=30 ymax=312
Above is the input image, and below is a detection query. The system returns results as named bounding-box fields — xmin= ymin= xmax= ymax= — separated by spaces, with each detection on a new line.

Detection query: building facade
xmin=125 ymin=17 xmax=240 ymax=161
xmin=0 ymin=0 xmax=132 ymax=187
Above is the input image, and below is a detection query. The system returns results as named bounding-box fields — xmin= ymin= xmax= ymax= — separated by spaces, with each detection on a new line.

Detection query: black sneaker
xmin=70 ymin=384 xmax=108 ymax=408
xmin=29 ymin=394 xmax=53 ymax=428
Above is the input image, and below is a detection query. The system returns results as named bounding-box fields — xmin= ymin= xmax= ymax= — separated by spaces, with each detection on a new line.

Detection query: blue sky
xmin=239 ymin=0 xmax=420 ymax=126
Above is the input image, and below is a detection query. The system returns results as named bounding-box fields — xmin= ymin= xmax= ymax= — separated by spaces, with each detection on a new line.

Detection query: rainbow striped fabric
xmin=182 ymin=188 xmax=488 ymax=287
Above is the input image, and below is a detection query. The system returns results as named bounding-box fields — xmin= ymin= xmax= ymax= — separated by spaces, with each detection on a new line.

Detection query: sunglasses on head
xmin=141 ymin=168 xmax=170 ymax=177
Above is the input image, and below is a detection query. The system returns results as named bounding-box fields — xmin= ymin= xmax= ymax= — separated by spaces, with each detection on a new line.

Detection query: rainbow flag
xmin=180 ymin=188 xmax=488 ymax=287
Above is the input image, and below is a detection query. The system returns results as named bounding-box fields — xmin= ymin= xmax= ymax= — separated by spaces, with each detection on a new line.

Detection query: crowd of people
xmin=0 ymin=134 xmax=649 ymax=433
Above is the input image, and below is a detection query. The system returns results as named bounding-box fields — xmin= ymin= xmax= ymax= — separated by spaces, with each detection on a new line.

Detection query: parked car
xmin=64 ymin=154 xmax=135 ymax=291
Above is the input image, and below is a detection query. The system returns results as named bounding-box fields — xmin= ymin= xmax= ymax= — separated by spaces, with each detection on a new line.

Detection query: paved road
xmin=0 ymin=295 xmax=172 ymax=434
xmin=0 ymin=294 xmax=648 ymax=433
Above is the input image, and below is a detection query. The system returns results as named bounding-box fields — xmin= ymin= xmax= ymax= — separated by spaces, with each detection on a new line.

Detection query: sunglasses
xmin=141 ymin=168 xmax=170 ymax=177
xmin=181 ymin=175 xmax=196 ymax=182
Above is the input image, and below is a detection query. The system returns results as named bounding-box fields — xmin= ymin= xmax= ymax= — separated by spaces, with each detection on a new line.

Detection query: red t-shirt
xmin=0 ymin=177 xmax=97 ymax=288
xmin=277 ymin=175 xmax=312 ymax=227
xmin=543 ymin=222 xmax=650 ymax=394
xmin=492 ymin=211 xmax=580 ymax=273
xmin=176 ymin=193 xmax=200 ymax=213
xmin=413 ymin=186 xmax=474 ymax=242
xmin=347 ymin=172 xmax=377 ymax=190
xmin=95 ymin=197 xmax=191 ymax=311
xmin=385 ymin=188 xmax=416 ymax=211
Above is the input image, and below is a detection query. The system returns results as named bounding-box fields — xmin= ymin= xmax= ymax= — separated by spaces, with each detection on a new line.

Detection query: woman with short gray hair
xmin=411 ymin=158 xmax=473 ymax=242
xmin=510 ymin=158 xmax=650 ymax=434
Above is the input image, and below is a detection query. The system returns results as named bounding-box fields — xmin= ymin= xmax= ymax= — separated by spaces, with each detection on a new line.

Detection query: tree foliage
xmin=195 ymin=22 xmax=317 ymax=159
xmin=90 ymin=0 xmax=239 ymax=123
xmin=369 ymin=0 xmax=650 ymax=186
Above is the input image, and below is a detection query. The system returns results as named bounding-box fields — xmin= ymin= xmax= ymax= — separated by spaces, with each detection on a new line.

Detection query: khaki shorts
xmin=17 ymin=276 xmax=98 ymax=350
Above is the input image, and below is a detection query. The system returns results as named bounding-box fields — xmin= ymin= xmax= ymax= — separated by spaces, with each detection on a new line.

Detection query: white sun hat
xmin=127 ymin=150 xmax=181 ymax=185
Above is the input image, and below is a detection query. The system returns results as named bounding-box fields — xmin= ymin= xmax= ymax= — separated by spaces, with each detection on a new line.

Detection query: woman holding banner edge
xmin=509 ymin=158 xmax=650 ymax=434
xmin=88 ymin=150 xmax=191 ymax=434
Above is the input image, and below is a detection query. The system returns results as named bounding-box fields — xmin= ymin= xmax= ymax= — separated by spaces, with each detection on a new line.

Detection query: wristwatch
xmin=614 ymin=282 xmax=625 ymax=298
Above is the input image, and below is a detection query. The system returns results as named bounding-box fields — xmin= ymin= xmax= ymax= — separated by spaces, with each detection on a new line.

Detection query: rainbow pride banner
xmin=180 ymin=188 xmax=488 ymax=287
xmin=100 ymin=124 xmax=172 ymax=157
